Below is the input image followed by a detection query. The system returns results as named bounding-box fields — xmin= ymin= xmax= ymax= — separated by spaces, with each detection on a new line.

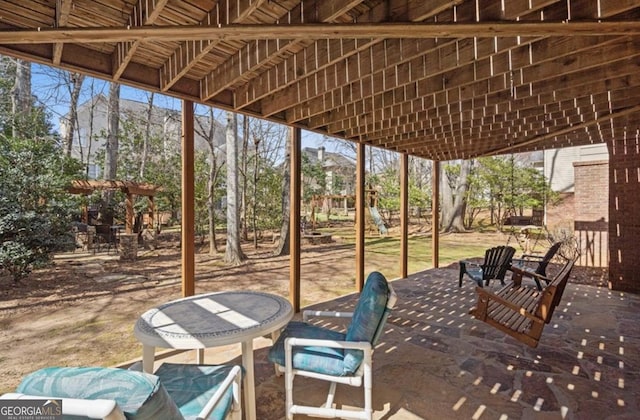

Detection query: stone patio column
xmin=119 ymin=233 xmax=138 ymax=261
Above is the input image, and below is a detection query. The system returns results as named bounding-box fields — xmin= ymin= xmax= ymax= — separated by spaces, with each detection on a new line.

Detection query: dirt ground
xmin=0 ymin=229 xmax=607 ymax=394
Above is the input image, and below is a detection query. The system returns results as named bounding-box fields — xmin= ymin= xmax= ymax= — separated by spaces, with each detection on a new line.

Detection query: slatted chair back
xmin=482 ymin=246 xmax=516 ymax=281
xmin=534 ymin=241 xmax=563 ymax=276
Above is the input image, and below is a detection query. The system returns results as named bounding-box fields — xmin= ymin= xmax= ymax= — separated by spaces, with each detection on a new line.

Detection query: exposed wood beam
xmin=301 ymin=36 xmax=631 ymax=132
xmin=344 ymin=65 xmax=640 ymax=143
xmin=234 ymin=0 xmax=459 ymax=110
xmin=486 ymin=103 xmax=640 ymax=156
xmin=161 ymin=0 xmax=267 ymax=92
xmin=2 ymin=21 xmax=640 ymax=44
xmin=52 ymin=0 xmax=73 ymax=65
xmin=360 ymin=63 xmax=640 ymax=147
xmin=113 ymin=0 xmax=169 ymax=81
xmin=201 ymin=0 xmax=363 ymax=101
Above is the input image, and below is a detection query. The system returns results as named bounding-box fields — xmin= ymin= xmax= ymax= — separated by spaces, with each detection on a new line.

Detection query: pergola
xmin=68 ymin=179 xmax=163 ymax=234
xmin=1 ymin=1 xmax=639 ymax=302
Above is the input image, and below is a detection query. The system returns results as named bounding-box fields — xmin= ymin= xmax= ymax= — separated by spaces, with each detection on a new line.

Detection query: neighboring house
xmin=542 ymin=144 xmax=608 ymax=193
xmin=60 ymin=94 xmax=226 ymax=179
xmin=302 ymin=146 xmax=356 ymax=196
xmin=537 ymin=144 xmax=609 ymax=267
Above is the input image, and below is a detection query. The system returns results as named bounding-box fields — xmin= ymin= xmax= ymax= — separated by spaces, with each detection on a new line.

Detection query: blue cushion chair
xmin=268 ymin=271 xmax=397 ymax=420
xmin=0 ymin=363 xmax=242 ymax=420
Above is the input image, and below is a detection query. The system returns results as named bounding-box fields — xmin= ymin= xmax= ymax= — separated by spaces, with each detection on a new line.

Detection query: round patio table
xmin=134 ymin=290 xmax=293 ymax=420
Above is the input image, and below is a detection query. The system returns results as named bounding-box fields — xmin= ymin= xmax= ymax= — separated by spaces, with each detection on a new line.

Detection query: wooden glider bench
xmin=469 ymin=257 xmax=575 ymax=348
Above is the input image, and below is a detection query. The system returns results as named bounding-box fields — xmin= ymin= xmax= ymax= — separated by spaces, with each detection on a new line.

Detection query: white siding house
xmin=542 ymin=144 xmax=608 ymax=193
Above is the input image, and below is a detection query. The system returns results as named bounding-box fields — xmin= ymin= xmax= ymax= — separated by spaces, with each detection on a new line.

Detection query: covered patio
xmin=1 ymin=1 xmax=640 ymax=418
xmin=165 ymin=267 xmax=637 ymax=419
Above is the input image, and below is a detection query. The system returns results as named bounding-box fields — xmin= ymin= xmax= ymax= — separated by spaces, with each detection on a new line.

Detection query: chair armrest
xmin=520 ymin=253 xmax=545 ymax=260
xmin=0 ymin=393 xmax=125 ymax=420
xmin=285 ymin=337 xmax=372 ymax=351
xmin=196 ymin=365 xmax=243 ymax=420
xmin=302 ymin=310 xmax=354 ymax=322
xmin=460 ymin=259 xmax=481 ymax=267
xmin=510 ymin=265 xmax=551 ymax=284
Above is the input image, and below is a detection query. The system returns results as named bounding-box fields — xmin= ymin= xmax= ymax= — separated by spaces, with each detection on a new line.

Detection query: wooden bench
xmin=469 ymin=258 xmax=575 ymax=348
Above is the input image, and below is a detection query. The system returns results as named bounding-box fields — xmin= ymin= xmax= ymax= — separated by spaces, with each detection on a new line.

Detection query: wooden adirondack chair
xmin=510 ymin=241 xmax=562 ymax=290
xmin=459 ymin=246 xmax=516 ymax=287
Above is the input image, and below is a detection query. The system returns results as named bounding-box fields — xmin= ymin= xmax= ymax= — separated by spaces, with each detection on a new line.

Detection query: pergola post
xmin=125 ymin=193 xmax=134 ymax=234
xmin=432 ymin=160 xmax=440 ymax=268
xmin=289 ymin=127 xmax=301 ymax=312
xmin=355 ymin=143 xmax=366 ymax=291
xmin=181 ymin=100 xmax=195 ymax=297
xmin=400 ymin=153 xmax=409 ymax=278
xmin=147 ymin=196 xmax=155 ymax=230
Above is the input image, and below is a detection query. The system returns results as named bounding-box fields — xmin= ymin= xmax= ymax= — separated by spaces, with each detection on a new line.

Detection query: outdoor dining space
xmin=116 ymin=266 xmax=639 ymax=420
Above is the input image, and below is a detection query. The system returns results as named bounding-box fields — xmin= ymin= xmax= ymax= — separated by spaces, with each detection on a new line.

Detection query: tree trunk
xmin=139 ymin=91 xmax=154 ymax=179
xmin=441 ymin=160 xmax=471 ymax=232
xmin=240 ymin=116 xmax=249 ymax=241
xmin=64 ymin=73 xmax=85 ymax=157
xmin=273 ymin=134 xmax=291 ymax=256
xmin=10 ymin=59 xmax=31 ymax=139
xmin=224 ymin=111 xmax=246 ymax=265
xmin=252 ymin=138 xmax=259 ymax=249
xmin=102 ymin=82 xmax=120 ymax=223
xmin=204 ymin=109 xmax=221 ymax=255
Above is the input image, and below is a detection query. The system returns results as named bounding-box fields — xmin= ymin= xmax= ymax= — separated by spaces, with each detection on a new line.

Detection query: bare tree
xmin=139 ymin=91 xmax=154 ymax=179
xmin=240 ymin=115 xmax=249 ymax=241
xmin=440 ymin=159 xmax=471 ymax=232
xmin=223 ymin=111 xmax=246 ymax=265
xmin=272 ymin=131 xmax=291 ymax=257
xmin=101 ymin=82 xmax=120 ymax=223
xmin=63 ymin=73 xmax=85 ymax=156
xmin=10 ymin=59 xmax=31 ymax=138
xmin=194 ymin=106 xmax=225 ymax=255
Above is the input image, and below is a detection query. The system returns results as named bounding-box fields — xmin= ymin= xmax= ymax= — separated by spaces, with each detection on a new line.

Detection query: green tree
xmin=0 ymin=136 xmax=83 ymax=280
xmin=467 ymin=156 xmax=557 ymax=229
xmin=301 ymin=153 xmax=326 ymax=203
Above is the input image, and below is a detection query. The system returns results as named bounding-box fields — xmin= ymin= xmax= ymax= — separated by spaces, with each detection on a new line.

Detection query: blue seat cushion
xmin=16 ymin=366 xmax=183 ymax=420
xmin=268 ymin=321 xmax=350 ymax=376
xmin=343 ymin=271 xmax=390 ymax=373
xmin=154 ymin=363 xmax=239 ymax=420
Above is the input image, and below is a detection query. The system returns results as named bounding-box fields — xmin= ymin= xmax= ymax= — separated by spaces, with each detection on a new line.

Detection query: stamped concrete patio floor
xmin=161 ymin=267 xmax=640 ymax=419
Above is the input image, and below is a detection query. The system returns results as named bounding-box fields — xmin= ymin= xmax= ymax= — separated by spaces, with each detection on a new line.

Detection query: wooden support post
xmin=125 ymin=193 xmax=134 ymax=234
xmin=355 ymin=143 xmax=366 ymax=291
xmin=181 ymin=100 xmax=195 ymax=297
xmin=289 ymin=127 xmax=301 ymax=312
xmin=432 ymin=160 xmax=440 ymax=268
xmin=148 ymin=196 xmax=155 ymax=230
xmin=400 ymin=153 xmax=409 ymax=278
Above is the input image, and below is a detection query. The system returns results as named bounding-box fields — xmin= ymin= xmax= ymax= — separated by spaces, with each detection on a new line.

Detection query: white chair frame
xmin=279 ymin=284 xmax=397 ymax=420
xmin=0 ymin=365 xmax=243 ymax=420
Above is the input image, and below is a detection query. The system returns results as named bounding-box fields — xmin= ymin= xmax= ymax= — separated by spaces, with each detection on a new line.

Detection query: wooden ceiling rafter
xmin=52 ymin=0 xmax=73 ymax=65
xmin=200 ymin=0 xmax=365 ymax=101
xmin=112 ymin=0 xmax=170 ymax=81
